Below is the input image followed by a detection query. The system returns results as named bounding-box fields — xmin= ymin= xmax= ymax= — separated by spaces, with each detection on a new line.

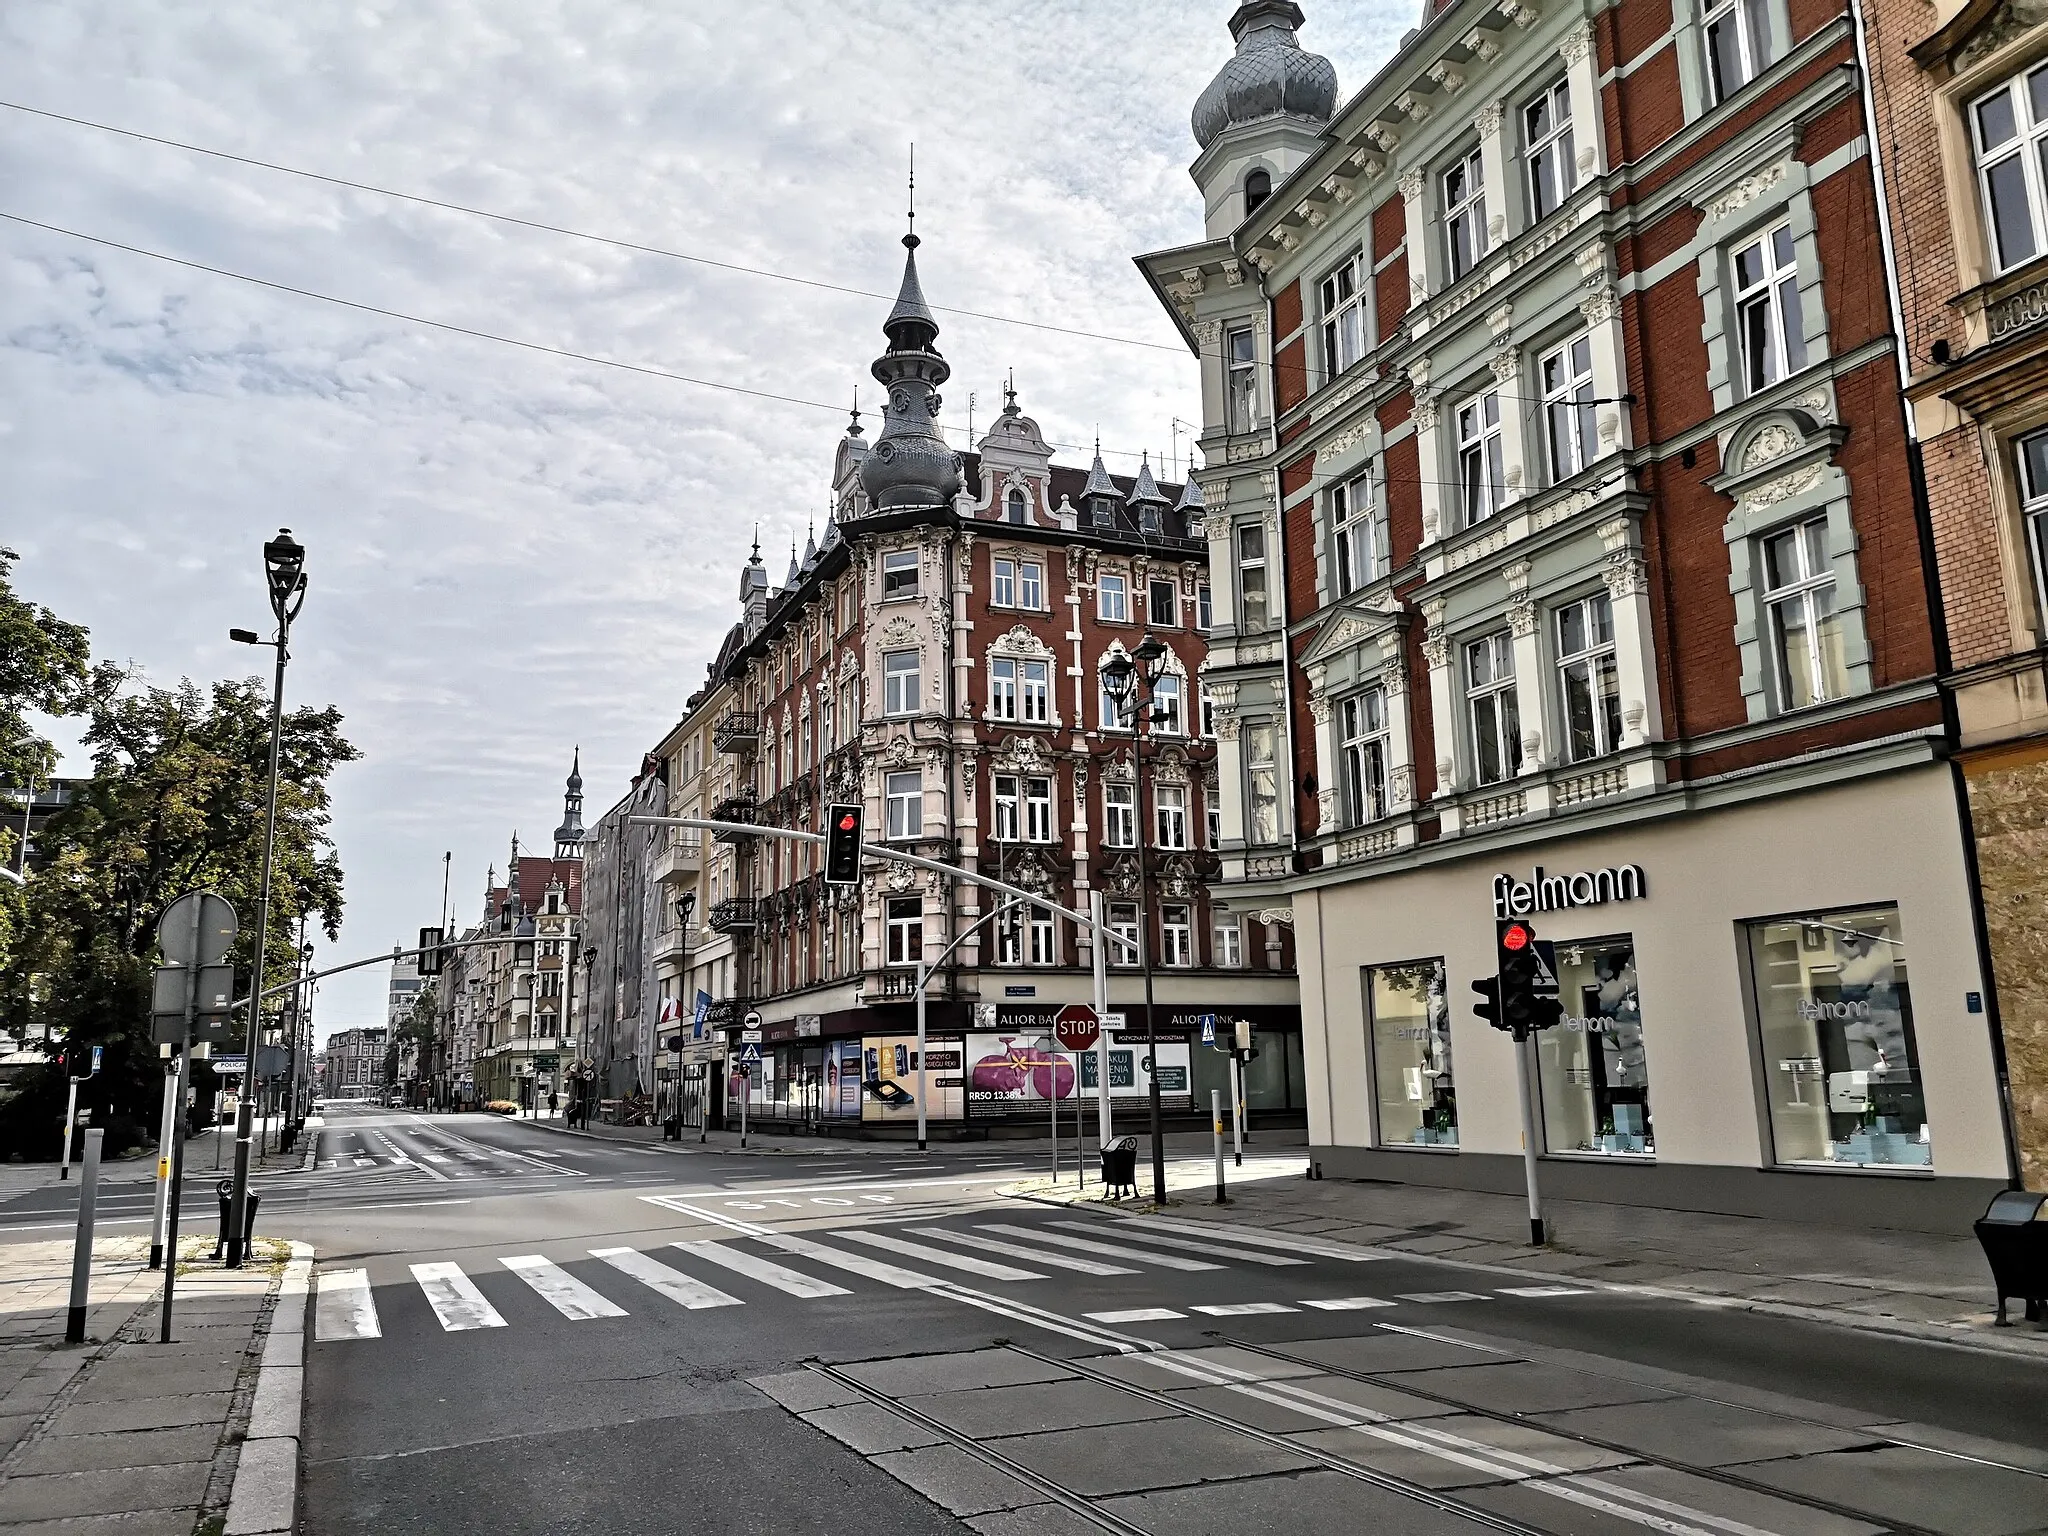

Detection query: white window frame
xmin=1019 ymin=659 xmax=1051 ymax=724
xmin=1237 ymin=524 xmax=1270 ymax=630
xmin=992 ymin=774 xmax=1022 ymax=841
xmin=1703 ymin=0 xmax=1772 ymax=106
xmin=2019 ymin=427 xmax=2048 ymax=625
xmin=1320 ymin=251 xmax=1367 ymax=380
xmin=1245 ymin=721 xmax=1281 ymax=845
xmin=1456 ymin=391 xmax=1506 ymax=527
xmin=1028 ymin=911 xmax=1057 ymax=967
xmin=1525 ymin=79 xmax=1577 ymax=223
xmin=1197 ymin=583 xmax=1213 ymax=632
xmin=883 ymin=650 xmax=920 ymax=717
xmin=1972 ymin=65 xmax=2048 ymax=274
xmin=1151 ymin=674 xmax=1184 ymax=736
xmin=1540 ymin=334 xmax=1598 ymax=482
xmin=1556 ymin=593 xmax=1623 ymax=763
xmin=1148 ymin=578 xmax=1179 ymax=628
xmin=1156 ymin=783 xmax=1189 ymax=849
xmin=1443 ymin=147 xmax=1487 ymax=281
xmin=1005 ymin=486 xmax=1029 ymax=524
xmin=1099 ymin=572 xmax=1130 ymax=623
xmin=1331 ymin=468 xmax=1387 ymax=595
xmin=1761 ymin=515 xmax=1847 ymax=710
xmin=884 ymin=771 xmax=923 ymax=841
xmin=1104 ymin=781 xmax=1137 ymax=847
xmin=1733 ymin=223 xmax=1808 ymax=395
xmin=1018 ymin=560 xmax=1043 ymax=610
xmin=1338 ymin=689 xmax=1390 ymax=827
xmin=882 ymin=549 xmax=919 ymax=600
xmin=994 ymin=907 xmax=1024 ymax=965
xmin=989 ymin=657 xmax=1019 ymax=720
xmin=1161 ymin=904 xmax=1193 ymax=968
xmin=1024 ymin=776 xmax=1054 ymax=843
xmin=1213 ymin=915 xmax=1242 ymax=969
xmin=1199 ymin=684 xmax=1217 ymax=739
xmin=1101 ymin=670 xmax=1132 ymax=733
xmin=885 ymin=897 xmax=923 ymax=967
xmin=1464 ymin=631 xmax=1522 ymax=787
xmin=1108 ymin=903 xmax=1141 ymax=968
xmin=992 ymin=557 xmax=1017 ymax=607
xmin=1226 ymin=326 xmax=1259 ymax=435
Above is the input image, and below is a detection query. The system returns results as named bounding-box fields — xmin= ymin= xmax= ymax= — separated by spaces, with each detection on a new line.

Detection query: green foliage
xmin=0 ymin=546 xmax=91 ymax=789
xmin=387 ymin=983 xmax=439 ymax=1086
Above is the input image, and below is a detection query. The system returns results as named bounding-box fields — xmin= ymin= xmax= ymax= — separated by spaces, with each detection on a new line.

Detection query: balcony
xmin=707 ymin=897 xmax=757 ymax=934
xmin=651 ymin=923 xmax=691 ymax=966
xmin=709 ymin=795 xmax=758 ymax=842
xmin=713 ymin=711 xmax=760 ymax=754
xmin=865 ymin=968 xmax=921 ymax=1002
xmin=653 ymin=838 xmax=702 ymax=884
xmin=701 ymin=997 xmax=749 ymax=1026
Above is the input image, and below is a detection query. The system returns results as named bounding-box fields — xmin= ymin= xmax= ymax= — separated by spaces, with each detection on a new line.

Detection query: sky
xmin=3 ymin=1 xmax=1409 ymax=1041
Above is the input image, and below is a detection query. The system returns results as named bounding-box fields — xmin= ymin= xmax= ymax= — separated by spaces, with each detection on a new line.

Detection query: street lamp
xmin=1099 ymin=633 xmax=1172 ymax=1207
xmin=224 ymin=527 xmax=308 ymax=1266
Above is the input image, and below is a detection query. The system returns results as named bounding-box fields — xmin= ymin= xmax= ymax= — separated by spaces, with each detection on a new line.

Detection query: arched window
xmin=1006 ymin=486 xmax=1028 ymax=524
xmin=1244 ymin=169 xmax=1272 ymax=218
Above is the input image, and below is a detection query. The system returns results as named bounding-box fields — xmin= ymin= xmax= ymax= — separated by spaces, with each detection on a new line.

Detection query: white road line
xmin=410 ymin=1263 xmax=508 ymax=1331
xmin=1191 ymin=1302 xmax=1299 ymax=1316
xmin=1049 ymin=1220 xmax=1308 ymax=1267
xmin=313 ymin=1269 xmax=380 ymax=1340
xmin=1300 ymin=1296 xmax=1395 ymax=1311
xmin=672 ymin=1242 xmax=851 ymax=1299
xmin=353 ymin=1158 xmax=376 ymax=1167
xmin=907 ymin=1226 xmax=1136 ymax=1276
xmin=1396 ymin=1291 xmax=1489 ymax=1304
xmin=1087 ymin=1308 xmax=1185 ymax=1323
xmin=1497 ymin=1285 xmax=1595 ymax=1298
xmin=1109 ymin=1213 xmax=1388 ymax=1263
xmin=976 ymin=1223 xmax=1223 ymax=1272
xmin=500 ymin=1256 xmax=627 ymax=1320
xmin=837 ymin=1229 xmax=1045 ymax=1281
xmin=591 ymin=1247 xmax=743 ymax=1310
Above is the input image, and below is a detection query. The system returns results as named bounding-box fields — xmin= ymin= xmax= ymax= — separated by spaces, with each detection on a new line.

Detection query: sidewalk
xmin=524 ymin=1114 xmax=995 ymax=1157
xmin=0 ymin=1232 xmax=311 ymax=1534
xmin=1009 ymin=1153 xmax=2048 ymax=1361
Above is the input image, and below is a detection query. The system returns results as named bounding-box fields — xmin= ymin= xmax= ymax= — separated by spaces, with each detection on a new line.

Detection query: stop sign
xmin=1052 ymin=1004 xmax=1100 ymax=1052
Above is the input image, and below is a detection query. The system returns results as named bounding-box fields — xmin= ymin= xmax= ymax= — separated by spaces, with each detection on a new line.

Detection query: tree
xmin=1 ymin=675 xmax=360 ymax=1158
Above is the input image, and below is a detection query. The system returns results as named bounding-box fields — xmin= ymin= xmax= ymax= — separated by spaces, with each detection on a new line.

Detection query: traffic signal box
xmin=417 ymin=927 xmax=446 ymax=976
xmin=1473 ymin=918 xmax=1564 ymax=1041
xmin=824 ymin=804 xmax=863 ymax=886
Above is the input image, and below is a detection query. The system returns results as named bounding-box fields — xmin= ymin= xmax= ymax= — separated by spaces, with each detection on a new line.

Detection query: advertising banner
xmin=859 ymin=1035 xmax=964 ymax=1123
xmin=965 ymin=1032 xmax=1192 ymax=1116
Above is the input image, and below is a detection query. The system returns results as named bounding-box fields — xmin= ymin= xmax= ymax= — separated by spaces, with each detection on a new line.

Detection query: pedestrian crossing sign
xmin=1199 ymin=1014 xmax=1217 ymax=1045
xmin=737 ymin=1042 xmax=762 ymax=1065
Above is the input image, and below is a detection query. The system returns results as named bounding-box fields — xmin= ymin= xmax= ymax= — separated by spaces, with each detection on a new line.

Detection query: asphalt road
xmin=17 ymin=1106 xmax=2046 ymax=1535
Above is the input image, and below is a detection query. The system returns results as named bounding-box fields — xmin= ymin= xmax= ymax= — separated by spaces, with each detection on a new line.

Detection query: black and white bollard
xmin=65 ymin=1129 xmax=103 ymax=1343
xmin=1212 ymin=1089 xmax=1228 ymax=1206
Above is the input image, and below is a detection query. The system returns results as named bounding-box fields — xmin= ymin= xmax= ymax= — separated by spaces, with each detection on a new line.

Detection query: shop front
xmin=1296 ymin=767 xmax=2009 ymax=1232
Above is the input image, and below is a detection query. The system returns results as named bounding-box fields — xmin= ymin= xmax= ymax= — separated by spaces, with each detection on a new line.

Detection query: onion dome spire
xmin=1193 ymin=2 xmax=1338 ymax=152
xmin=859 ymin=186 xmax=965 ymax=513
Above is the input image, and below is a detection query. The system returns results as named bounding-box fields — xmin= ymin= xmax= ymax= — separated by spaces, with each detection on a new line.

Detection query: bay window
xmin=884 ymin=771 xmax=923 ymax=841
xmin=883 ymin=650 xmax=919 ymax=716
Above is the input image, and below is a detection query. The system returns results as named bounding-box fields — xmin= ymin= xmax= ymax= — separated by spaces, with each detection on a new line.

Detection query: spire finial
xmin=906 ymin=144 xmax=917 ymax=249
xmin=1004 ymin=369 xmax=1018 ymax=413
xmin=750 ymin=525 xmax=762 ymax=564
xmin=849 ymin=388 xmax=863 ymax=437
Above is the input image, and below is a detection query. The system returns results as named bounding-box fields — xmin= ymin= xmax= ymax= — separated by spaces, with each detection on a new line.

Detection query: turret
xmin=1190 ymin=2 xmax=1338 ymax=239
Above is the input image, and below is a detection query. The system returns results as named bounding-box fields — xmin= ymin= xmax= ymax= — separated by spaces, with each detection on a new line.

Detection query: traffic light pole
xmin=1516 ymin=1030 xmax=1547 ymax=1246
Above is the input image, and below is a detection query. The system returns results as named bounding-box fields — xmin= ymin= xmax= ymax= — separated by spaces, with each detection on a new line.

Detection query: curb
xmin=224 ymin=1239 xmax=311 ymax=1536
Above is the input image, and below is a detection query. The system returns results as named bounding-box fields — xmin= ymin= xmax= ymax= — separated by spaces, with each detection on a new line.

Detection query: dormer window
xmin=1140 ymin=504 xmax=1162 ymax=535
xmin=882 ymin=549 xmax=919 ymax=599
xmin=1244 ymin=168 xmax=1272 ymax=217
xmin=1093 ymin=498 xmax=1117 ymax=529
xmin=1006 ymin=487 xmax=1028 ymax=524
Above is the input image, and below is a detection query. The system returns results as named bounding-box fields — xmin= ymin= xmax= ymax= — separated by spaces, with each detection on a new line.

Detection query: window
xmin=1369 ymin=960 xmax=1457 ymax=1148
xmin=820 ymin=695 xmax=836 ymax=758
xmin=1213 ymin=915 xmax=1242 ymax=969
xmin=1465 ymin=631 xmax=1523 ymax=786
xmin=1104 ymin=781 xmax=1136 ymax=846
xmin=884 ymin=771 xmax=922 ymax=841
xmin=885 ymin=897 xmax=923 ymax=967
xmin=1140 ymin=501 xmax=1162 ymax=536
xmin=1226 ymin=327 xmax=1259 ymax=435
xmin=1207 ymin=799 xmax=1222 ymax=848
xmin=1244 ymin=167 xmax=1272 ymax=217
xmin=839 ymin=678 xmax=859 ymax=740
xmin=989 ymin=657 xmax=1019 ymax=720
xmin=2019 ymin=429 xmax=2048 ymax=621
xmin=1101 ymin=669 xmax=1131 ymax=732
xmin=1456 ymin=392 xmax=1506 ymax=526
xmin=1156 ymin=784 xmax=1188 ymax=849
xmin=1535 ymin=935 xmax=1653 ymax=1157
xmin=1161 ymin=905 xmax=1193 ymax=967
xmin=1704 ymin=0 xmax=1771 ymax=105
xmin=1197 ymin=583 xmax=1213 ymax=631
xmin=1245 ymin=722 xmax=1281 ymax=844
xmin=992 ymin=558 xmax=1017 ymax=607
xmin=994 ymin=907 xmax=1024 ymax=965
xmin=1762 ymin=516 xmax=1849 ymax=709
xmin=1099 ymin=573 xmax=1129 ymax=623
xmin=1006 ymin=486 xmax=1029 ymax=524
xmin=1150 ymin=674 xmax=1184 ymax=735
xmin=1149 ymin=578 xmax=1178 ymax=627
xmin=1199 ymin=684 xmax=1217 ymax=739
xmin=1525 ymin=79 xmax=1576 ymax=222
xmin=1331 ymin=469 xmax=1387 ymax=594
xmin=1557 ymin=593 xmax=1622 ymax=762
xmin=1028 ymin=911 xmax=1056 ymax=966
xmin=1108 ymin=903 xmax=1141 ymax=967
xmin=882 ymin=548 xmax=919 ymax=599
xmin=1338 ymin=689 xmax=1389 ymax=826
xmin=1320 ymin=252 xmax=1366 ymax=379
xmin=1541 ymin=334 xmax=1598 ymax=481
xmin=883 ymin=650 xmax=919 ymax=716
xmin=798 ymin=710 xmax=812 ymax=773
xmin=1975 ymin=66 xmax=2048 ymax=272
xmin=1018 ymin=561 xmax=1042 ymax=609
xmin=1020 ymin=659 xmax=1051 ymax=723
xmin=1238 ymin=524 xmax=1270 ymax=630
xmin=1734 ymin=224 xmax=1808 ymax=394
xmin=1443 ymin=147 xmax=1487 ymax=280
xmin=839 ymin=583 xmax=856 ymax=632
xmin=1746 ymin=905 xmax=1925 ymax=1168
xmin=993 ymin=775 xmax=1022 ymax=841
xmin=1024 ymin=776 xmax=1054 ymax=842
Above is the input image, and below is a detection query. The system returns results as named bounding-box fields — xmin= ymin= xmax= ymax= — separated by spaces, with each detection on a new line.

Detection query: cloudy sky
xmin=4 ymin=1 xmax=1407 ymax=1039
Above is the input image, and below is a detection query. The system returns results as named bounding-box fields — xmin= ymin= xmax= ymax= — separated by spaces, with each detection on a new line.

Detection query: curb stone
xmin=223 ymin=1240 xmax=311 ymax=1535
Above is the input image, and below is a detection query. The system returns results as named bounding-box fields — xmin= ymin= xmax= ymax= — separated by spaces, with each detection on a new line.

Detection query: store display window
xmin=1746 ymin=905 xmax=1927 ymax=1169
xmin=1366 ymin=960 xmax=1457 ymax=1148
xmin=1535 ymin=935 xmax=1654 ymax=1156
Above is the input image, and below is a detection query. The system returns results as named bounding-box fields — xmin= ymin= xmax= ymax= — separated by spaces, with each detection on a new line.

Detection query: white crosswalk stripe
xmin=1497 ymin=1285 xmax=1594 ymax=1298
xmin=411 ymin=1262 xmax=508 ymax=1331
xmin=1088 ymin=1307 xmax=1185 ymax=1323
xmin=501 ymin=1256 xmax=627 ymax=1319
xmin=314 ymin=1269 xmax=380 ymax=1340
xmin=1049 ymin=1221 xmax=1309 ymax=1267
xmin=592 ymin=1247 xmax=743 ymax=1310
xmin=672 ymin=1241 xmax=851 ymax=1299
xmin=1192 ymin=1302 xmax=1299 ymax=1316
xmin=1396 ymin=1291 xmax=1489 ymax=1303
xmin=908 ymin=1226 xmax=1135 ymax=1276
xmin=975 ymin=1224 xmax=1223 ymax=1272
xmin=837 ymin=1229 xmax=1045 ymax=1281
xmin=1301 ymin=1296 xmax=1396 ymax=1310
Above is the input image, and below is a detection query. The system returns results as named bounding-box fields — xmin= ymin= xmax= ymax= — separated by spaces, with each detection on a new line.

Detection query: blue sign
xmin=737 ymin=1042 xmax=761 ymax=1065
xmin=1198 ymin=1013 xmax=1217 ymax=1046
xmin=91 ymin=1045 xmax=103 ymax=1074
xmin=1004 ymin=985 xmax=1037 ymax=998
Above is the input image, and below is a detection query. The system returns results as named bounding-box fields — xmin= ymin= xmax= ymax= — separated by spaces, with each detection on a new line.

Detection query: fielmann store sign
xmin=1490 ymin=863 xmax=1648 ymax=919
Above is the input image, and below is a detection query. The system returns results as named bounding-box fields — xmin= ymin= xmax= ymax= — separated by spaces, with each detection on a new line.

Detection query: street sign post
xmin=153 ymin=890 xmax=237 ymax=1337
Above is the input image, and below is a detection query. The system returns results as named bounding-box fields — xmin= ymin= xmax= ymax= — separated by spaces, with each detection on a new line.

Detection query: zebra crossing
xmin=312 ymin=1216 xmax=1597 ymax=1343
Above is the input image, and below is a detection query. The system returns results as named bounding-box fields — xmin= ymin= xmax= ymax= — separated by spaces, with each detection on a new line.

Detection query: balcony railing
xmin=653 ymin=838 xmax=702 ymax=883
xmin=866 ymin=968 xmax=920 ymax=1001
xmin=708 ymin=796 xmax=758 ymax=842
xmin=701 ymin=997 xmax=749 ymax=1026
xmin=707 ymin=897 xmax=757 ymax=933
xmin=713 ymin=711 xmax=760 ymax=754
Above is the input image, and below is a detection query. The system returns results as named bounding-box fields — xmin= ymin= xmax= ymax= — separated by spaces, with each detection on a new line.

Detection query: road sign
xmin=158 ymin=892 xmax=238 ymax=968
xmin=1199 ymin=1012 xmax=1217 ymax=1047
xmin=1530 ymin=940 xmax=1560 ymax=996
xmin=742 ymin=1009 xmax=763 ymax=1031
xmin=737 ymin=1043 xmax=761 ymax=1065
xmin=1052 ymin=1004 xmax=1100 ymax=1052
xmin=740 ymin=1028 xmax=763 ymax=1044
xmin=211 ymin=1056 xmax=248 ymax=1076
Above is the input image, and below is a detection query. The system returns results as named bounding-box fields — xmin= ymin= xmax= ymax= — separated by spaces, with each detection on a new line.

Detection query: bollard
xmin=1212 ymin=1089 xmax=1228 ymax=1205
xmin=243 ymin=1190 xmax=261 ymax=1252
xmin=65 ymin=1129 xmax=103 ymax=1342
xmin=212 ymin=1178 xmax=234 ymax=1261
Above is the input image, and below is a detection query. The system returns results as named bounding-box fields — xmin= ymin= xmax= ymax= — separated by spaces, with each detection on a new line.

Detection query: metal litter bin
xmin=1099 ymin=1136 xmax=1140 ymax=1199
xmin=1973 ymin=1190 xmax=2048 ymax=1327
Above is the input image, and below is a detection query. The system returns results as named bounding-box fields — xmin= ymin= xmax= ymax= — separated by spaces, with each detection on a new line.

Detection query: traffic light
xmin=1498 ymin=918 xmax=1538 ymax=1036
xmin=824 ymin=804 xmax=863 ymax=886
xmin=417 ymin=927 xmax=446 ymax=976
xmin=1471 ymin=976 xmax=1503 ymax=1031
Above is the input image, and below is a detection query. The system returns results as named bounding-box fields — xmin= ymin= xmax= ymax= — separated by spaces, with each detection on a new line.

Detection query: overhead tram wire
xmin=0 ymin=210 xmax=1642 ymax=499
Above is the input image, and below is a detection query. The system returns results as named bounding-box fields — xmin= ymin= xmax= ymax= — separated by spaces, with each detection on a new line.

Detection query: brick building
xmin=703 ymin=238 xmax=1303 ymax=1135
xmin=1137 ymin=0 xmax=2007 ymax=1227
xmin=1854 ymin=0 xmax=2048 ymax=1191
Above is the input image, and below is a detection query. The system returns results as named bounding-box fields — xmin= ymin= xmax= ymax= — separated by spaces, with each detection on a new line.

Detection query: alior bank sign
xmin=1491 ymin=863 xmax=1648 ymax=918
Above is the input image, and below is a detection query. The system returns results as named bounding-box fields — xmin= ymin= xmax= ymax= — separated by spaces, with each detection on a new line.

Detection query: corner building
xmin=706 ymin=234 xmax=1304 ymax=1136
xmin=1138 ymin=0 xmax=2014 ymax=1227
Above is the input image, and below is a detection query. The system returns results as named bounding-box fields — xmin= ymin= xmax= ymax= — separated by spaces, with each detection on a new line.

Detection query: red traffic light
xmin=837 ymin=812 xmax=858 ymax=831
xmin=1502 ymin=923 xmax=1531 ymax=952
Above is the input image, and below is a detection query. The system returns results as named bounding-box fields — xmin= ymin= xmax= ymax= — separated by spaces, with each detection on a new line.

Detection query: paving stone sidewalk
xmin=0 ymin=1233 xmax=304 ymax=1534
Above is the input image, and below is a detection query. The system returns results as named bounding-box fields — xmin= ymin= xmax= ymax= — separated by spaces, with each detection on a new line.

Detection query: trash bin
xmin=1099 ymin=1136 xmax=1140 ymax=1199
xmin=1973 ymin=1190 xmax=2048 ymax=1327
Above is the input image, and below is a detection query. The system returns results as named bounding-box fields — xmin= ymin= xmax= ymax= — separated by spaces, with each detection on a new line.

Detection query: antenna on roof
xmin=907 ymin=144 xmax=917 ymax=242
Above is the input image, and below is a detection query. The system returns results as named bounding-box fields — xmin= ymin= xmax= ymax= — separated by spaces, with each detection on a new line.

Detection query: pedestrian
xmin=548 ymin=1091 xmax=559 ymax=1119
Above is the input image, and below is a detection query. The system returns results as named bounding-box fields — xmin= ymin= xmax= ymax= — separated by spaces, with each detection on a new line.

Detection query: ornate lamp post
xmin=1100 ymin=633 xmax=1172 ymax=1206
